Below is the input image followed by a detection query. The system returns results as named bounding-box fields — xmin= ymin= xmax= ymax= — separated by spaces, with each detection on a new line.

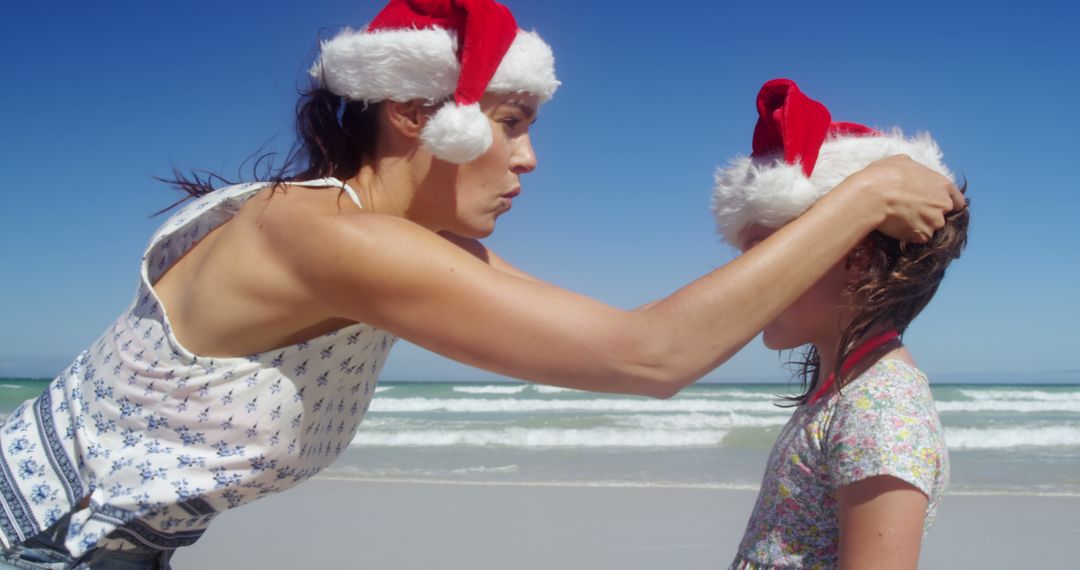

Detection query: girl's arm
xmin=836 ymin=476 xmax=929 ymax=570
xmin=274 ymin=156 xmax=960 ymax=397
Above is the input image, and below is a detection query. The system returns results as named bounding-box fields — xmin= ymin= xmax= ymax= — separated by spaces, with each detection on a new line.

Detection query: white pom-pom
xmin=421 ymin=102 xmax=492 ymax=164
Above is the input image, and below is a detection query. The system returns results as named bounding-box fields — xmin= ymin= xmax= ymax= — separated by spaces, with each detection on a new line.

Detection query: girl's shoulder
xmin=821 ymin=359 xmax=948 ymax=498
xmin=840 ymin=359 xmax=932 ymax=403
xmin=822 ymin=359 xmax=941 ymax=438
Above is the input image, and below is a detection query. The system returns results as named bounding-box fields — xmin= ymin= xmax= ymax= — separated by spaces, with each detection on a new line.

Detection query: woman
xmin=0 ymin=0 xmax=964 ymax=567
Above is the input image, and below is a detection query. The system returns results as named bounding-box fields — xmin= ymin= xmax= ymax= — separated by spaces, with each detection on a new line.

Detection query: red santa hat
xmin=712 ymin=79 xmax=954 ymax=244
xmin=310 ymin=0 xmax=559 ymax=164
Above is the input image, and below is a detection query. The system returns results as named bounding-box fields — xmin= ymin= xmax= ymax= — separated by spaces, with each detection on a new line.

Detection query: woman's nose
xmin=512 ymin=134 xmax=537 ymax=174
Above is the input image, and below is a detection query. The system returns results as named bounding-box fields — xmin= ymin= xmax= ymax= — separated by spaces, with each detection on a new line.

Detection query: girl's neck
xmin=814 ymin=325 xmax=913 ymax=390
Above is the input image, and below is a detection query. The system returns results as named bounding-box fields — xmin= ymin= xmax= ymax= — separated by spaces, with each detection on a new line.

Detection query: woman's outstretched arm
xmin=278 ymin=155 xmax=962 ymax=398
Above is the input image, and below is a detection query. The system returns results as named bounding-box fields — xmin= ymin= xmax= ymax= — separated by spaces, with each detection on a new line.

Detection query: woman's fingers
xmin=863 ymin=155 xmax=962 ymax=243
xmin=949 ymin=186 xmax=966 ymax=211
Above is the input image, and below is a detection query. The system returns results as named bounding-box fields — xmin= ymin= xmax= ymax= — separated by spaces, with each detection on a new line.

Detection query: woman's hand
xmin=838 ymin=154 xmax=966 ymax=244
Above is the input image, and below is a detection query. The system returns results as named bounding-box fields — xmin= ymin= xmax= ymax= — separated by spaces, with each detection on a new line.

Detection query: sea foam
xmin=945 ymin=425 xmax=1080 ymax=449
xmin=350 ymin=427 xmax=729 ymax=448
xmin=936 ymin=400 xmax=1080 ymax=413
xmin=368 ymin=397 xmax=785 ymax=414
xmin=532 ymin=385 xmax=577 ymax=394
xmin=453 ymin=385 xmax=529 ymax=395
xmin=614 ymin=413 xmax=789 ymax=430
xmin=957 ymin=389 xmax=1080 ymax=402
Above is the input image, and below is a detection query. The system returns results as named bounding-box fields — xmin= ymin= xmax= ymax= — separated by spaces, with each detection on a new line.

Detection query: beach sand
xmin=174 ymin=478 xmax=1079 ymax=569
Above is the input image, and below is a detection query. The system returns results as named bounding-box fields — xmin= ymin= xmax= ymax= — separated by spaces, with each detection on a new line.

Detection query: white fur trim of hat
xmin=311 ymin=28 xmax=559 ymax=105
xmin=712 ymin=80 xmax=954 ymax=245
xmin=308 ymin=0 xmax=559 ymax=165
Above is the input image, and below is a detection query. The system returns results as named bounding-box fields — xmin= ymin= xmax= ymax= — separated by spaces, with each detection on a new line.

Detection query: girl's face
xmin=415 ymin=93 xmax=539 ymax=239
xmin=738 ymin=224 xmax=855 ymax=350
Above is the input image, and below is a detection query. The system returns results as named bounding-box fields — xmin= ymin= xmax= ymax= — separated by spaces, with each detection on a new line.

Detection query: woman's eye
xmin=500 ymin=118 xmax=521 ymax=129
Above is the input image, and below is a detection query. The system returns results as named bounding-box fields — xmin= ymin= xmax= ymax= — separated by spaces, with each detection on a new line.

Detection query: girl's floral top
xmin=0 ymin=179 xmax=397 ymax=557
xmin=731 ymin=360 xmax=949 ymax=569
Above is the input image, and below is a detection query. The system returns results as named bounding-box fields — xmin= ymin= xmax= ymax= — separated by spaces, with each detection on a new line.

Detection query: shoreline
xmin=314 ymin=474 xmax=1080 ymax=498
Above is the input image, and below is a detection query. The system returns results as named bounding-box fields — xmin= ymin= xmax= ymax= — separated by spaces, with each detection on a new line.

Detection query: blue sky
xmin=1 ymin=1 xmax=1077 ymax=382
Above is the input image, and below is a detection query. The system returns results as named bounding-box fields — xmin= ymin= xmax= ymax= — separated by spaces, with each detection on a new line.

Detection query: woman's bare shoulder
xmin=239 ymin=185 xmax=468 ymax=294
xmin=239 ymin=184 xmax=416 ymax=254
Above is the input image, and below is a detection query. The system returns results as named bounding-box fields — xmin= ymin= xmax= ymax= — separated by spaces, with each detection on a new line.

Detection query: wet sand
xmin=174 ymin=478 xmax=1079 ymax=569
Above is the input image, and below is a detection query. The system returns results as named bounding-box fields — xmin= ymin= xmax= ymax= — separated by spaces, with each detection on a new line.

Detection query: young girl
xmin=714 ymin=79 xmax=968 ymax=569
xmin=0 ymin=2 xmax=963 ymax=567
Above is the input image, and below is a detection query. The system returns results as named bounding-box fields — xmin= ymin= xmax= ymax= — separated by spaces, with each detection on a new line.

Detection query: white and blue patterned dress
xmin=0 ymin=179 xmax=396 ymax=557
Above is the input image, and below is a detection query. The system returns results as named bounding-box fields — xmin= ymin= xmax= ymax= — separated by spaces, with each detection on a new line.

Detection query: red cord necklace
xmin=806 ymin=330 xmax=900 ymax=405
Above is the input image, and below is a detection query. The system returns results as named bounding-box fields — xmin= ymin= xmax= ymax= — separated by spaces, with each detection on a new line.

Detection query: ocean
xmin=2 ymin=379 xmax=1078 ymax=496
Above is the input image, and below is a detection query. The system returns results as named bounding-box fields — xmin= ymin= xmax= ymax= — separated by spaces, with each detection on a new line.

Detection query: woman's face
xmin=738 ymin=224 xmax=853 ymax=350
xmin=416 ymin=92 xmax=539 ymax=239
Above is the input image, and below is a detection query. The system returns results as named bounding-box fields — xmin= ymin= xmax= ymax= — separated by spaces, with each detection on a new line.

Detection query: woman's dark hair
xmin=158 ymin=86 xmax=382 ymax=211
xmin=781 ymin=182 xmax=970 ymax=406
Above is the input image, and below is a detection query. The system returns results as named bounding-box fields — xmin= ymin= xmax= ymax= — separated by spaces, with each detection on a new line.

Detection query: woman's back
xmin=154 ymin=182 xmax=365 ymax=358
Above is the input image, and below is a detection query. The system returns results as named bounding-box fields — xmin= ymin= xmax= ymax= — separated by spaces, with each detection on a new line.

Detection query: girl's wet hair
xmin=781 ymin=182 xmax=970 ymax=406
xmin=157 ymin=86 xmax=381 ymax=213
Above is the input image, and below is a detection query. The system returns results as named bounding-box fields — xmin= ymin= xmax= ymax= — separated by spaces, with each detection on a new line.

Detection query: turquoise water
xmin=0 ymin=379 xmax=49 ymax=411
xmin=3 ymin=379 xmax=1079 ymax=495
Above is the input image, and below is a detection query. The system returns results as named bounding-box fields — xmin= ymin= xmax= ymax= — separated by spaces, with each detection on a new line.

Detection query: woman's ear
xmin=383 ymin=100 xmax=428 ymax=139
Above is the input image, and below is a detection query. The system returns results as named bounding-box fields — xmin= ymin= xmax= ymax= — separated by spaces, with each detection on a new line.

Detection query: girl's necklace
xmin=806 ymin=329 xmax=900 ymax=405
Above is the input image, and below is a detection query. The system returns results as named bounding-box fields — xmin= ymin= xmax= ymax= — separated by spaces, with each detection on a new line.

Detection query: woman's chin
xmin=447 ymin=219 xmax=496 ymax=240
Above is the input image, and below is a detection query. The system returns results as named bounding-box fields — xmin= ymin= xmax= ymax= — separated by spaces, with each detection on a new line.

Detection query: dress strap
xmin=288 ymin=177 xmax=363 ymax=209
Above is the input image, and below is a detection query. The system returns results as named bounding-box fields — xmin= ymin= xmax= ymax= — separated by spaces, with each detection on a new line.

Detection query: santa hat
xmin=712 ymin=79 xmax=954 ymax=245
xmin=309 ymin=0 xmax=559 ymax=164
